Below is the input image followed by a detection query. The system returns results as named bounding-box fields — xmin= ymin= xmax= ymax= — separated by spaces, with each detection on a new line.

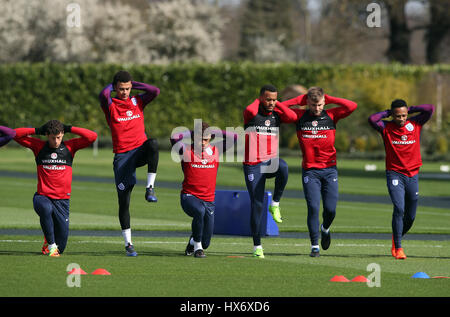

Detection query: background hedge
xmin=1 ymin=62 xmax=448 ymax=156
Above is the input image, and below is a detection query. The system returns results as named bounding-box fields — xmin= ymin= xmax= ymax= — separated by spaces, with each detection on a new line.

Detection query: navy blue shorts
xmin=113 ymin=141 xmax=150 ymax=191
xmin=302 ymin=166 xmax=338 ymax=245
xmin=180 ymin=193 xmax=215 ymax=249
xmin=33 ymin=193 xmax=70 ymax=253
xmin=386 ymin=170 xmax=419 ymax=248
xmin=243 ymin=158 xmax=289 ymax=245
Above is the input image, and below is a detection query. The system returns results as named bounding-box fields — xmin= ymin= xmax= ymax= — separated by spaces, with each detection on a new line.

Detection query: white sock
xmin=146 ymin=173 xmax=156 ymax=188
xmin=49 ymin=243 xmax=57 ymax=250
xmin=122 ymin=228 xmax=132 ymax=246
xmin=312 ymin=245 xmax=320 ymax=250
xmin=253 ymin=245 xmax=263 ymax=252
xmin=189 ymin=237 xmax=195 ymax=246
xmin=270 ymin=200 xmax=279 ymax=207
xmin=321 ymin=224 xmax=330 ymax=233
xmin=193 ymin=240 xmax=203 ymax=251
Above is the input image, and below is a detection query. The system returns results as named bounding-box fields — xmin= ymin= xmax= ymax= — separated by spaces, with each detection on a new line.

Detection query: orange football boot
xmin=42 ymin=237 xmax=49 ymax=255
xmin=395 ymin=248 xmax=407 ymax=260
xmin=48 ymin=245 xmax=60 ymax=257
xmin=391 ymin=235 xmax=397 ymax=258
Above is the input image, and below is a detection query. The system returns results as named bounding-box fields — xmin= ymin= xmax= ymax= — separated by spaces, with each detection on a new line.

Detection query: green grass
xmin=0 ymin=235 xmax=449 ymax=297
xmin=0 ymin=147 xmax=449 ymax=298
xmin=1 ymin=148 xmax=450 ymax=196
xmin=0 ymin=176 xmax=448 ymax=234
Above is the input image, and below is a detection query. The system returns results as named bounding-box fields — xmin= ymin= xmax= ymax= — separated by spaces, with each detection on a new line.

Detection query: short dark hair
xmin=194 ymin=121 xmax=209 ymax=135
xmin=391 ymin=99 xmax=408 ymax=110
xmin=260 ymin=84 xmax=277 ymax=96
xmin=192 ymin=121 xmax=211 ymax=139
xmin=113 ymin=70 xmax=132 ymax=86
xmin=45 ymin=120 xmax=64 ymax=135
xmin=307 ymin=87 xmax=324 ymax=103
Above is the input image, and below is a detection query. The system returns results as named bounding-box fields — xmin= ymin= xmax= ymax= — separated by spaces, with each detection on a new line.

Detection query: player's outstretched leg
xmin=244 ymin=164 xmax=266 ymax=258
xmin=52 ymin=199 xmax=70 ymax=254
xmin=144 ymin=138 xmax=159 ymax=202
xmin=268 ymin=158 xmax=288 ymax=224
xmin=181 ymin=193 xmax=208 ymax=258
xmin=118 ymin=186 xmax=137 ymax=256
xmin=320 ymin=167 xmax=338 ymax=251
xmin=33 ymin=194 xmax=60 ymax=257
xmin=303 ymin=170 xmax=321 ymax=257
xmin=387 ymin=171 xmax=407 ymax=259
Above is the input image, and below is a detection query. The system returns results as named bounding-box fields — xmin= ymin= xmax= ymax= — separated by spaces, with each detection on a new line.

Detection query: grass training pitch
xmin=0 ymin=148 xmax=449 ymax=298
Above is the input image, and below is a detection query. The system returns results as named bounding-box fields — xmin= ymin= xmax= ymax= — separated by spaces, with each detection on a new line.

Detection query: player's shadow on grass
xmin=66 ymin=249 xmax=184 ymax=257
xmin=208 ymin=250 xmax=304 ymax=257
xmin=210 ymin=250 xmax=450 ymax=260
xmin=0 ymin=250 xmax=46 ymax=256
xmin=314 ymin=253 xmax=450 ymax=260
xmin=134 ymin=250 xmax=188 ymax=257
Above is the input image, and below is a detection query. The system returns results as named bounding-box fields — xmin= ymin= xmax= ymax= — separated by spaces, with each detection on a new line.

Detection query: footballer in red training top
xmin=99 ymin=70 xmax=160 ymax=257
xmin=171 ymin=121 xmax=238 ymax=258
xmin=368 ymin=99 xmax=434 ymax=260
xmin=243 ymin=84 xmax=297 ymax=259
xmin=14 ymin=120 xmax=97 ymax=257
xmin=281 ymin=87 xmax=357 ymax=257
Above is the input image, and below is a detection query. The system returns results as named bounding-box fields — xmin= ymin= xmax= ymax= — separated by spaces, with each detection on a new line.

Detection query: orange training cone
xmin=330 ymin=275 xmax=349 ymax=282
xmin=351 ymin=275 xmax=369 ymax=282
xmin=91 ymin=268 xmax=111 ymax=275
xmin=68 ymin=268 xmax=88 ymax=275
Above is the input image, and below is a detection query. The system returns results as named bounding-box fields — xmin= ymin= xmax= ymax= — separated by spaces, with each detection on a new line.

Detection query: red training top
xmin=382 ymin=121 xmax=424 ymax=177
xmin=243 ymin=99 xmax=297 ymax=165
xmin=14 ymin=127 xmax=97 ymax=199
xmin=181 ymin=145 xmax=220 ymax=202
xmin=368 ymin=104 xmax=434 ymax=177
xmin=281 ymin=94 xmax=357 ymax=169
xmin=99 ymin=81 xmax=160 ymax=153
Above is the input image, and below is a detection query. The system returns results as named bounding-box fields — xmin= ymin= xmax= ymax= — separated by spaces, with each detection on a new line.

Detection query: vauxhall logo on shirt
xmin=117 ymin=109 xmax=141 ymax=122
xmin=297 ymin=112 xmax=335 ymax=139
xmin=190 ymin=158 xmax=215 ymax=169
xmin=36 ymin=142 xmax=73 ymax=169
xmin=41 ymin=152 xmax=67 ymax=164
xmin=392 ymin=134 xmax=416 ymax=145
xmin=190 ymin=148 xmax=216 ymax=169
xmin=245 ymin=113 xmax=280 ymax=136
xmin=391 ymin=122 xmax=416 ymax=145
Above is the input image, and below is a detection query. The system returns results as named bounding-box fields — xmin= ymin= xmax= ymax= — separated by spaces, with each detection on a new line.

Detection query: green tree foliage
xmin=239 ymin=0 xmax=296 ymax=61
xmin=0 ymin=62 xmax=448 ymax=155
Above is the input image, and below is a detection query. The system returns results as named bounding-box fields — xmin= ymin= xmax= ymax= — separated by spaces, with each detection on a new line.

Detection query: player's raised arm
xmin=0 ymin=126 xmax=16 ymax=147
xmin=210 ymin=129 xmax=238 ymax=155
xmin=64 ymin=126 xmax=98 ymax=155
xmin=98 ymin=83 xmax=114 ymax=124
xmin=280 ymin=94 xmax=308 ymax=108
xmin=13 ymin=126 xmax=46 ymax=155
xmin=324 ymin=94 xmax=357 ymax=121
xmin=132 ymin=81 xmax=160 ymax=107
xmin=274 ymin=101 xmax=298 ymax=123
xmin=170 ymin=130 xmax=191 ymax=156
xmin=99 ymin=83 xmax=113 ymax=108
xmin=408 ymin=104 xmax=435 ymax=125
xmin=243 ymin=98 xmax=260 ymax=124
xmin=368 ymin=109 xmax=391 ymax=133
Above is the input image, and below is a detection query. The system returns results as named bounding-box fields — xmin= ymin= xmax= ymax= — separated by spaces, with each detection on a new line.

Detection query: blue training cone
xmin=412 ymin=272 xmax=430 ymax=279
